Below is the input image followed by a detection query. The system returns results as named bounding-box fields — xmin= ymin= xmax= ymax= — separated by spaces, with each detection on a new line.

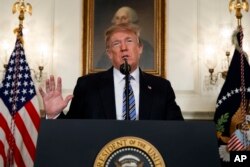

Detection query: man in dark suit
xmin=39 ymin=23 xmax=183 ymax=120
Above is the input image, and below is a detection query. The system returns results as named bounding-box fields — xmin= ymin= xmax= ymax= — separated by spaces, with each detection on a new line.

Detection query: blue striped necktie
xmin=122 ymin=75 xmax=136 ymax=120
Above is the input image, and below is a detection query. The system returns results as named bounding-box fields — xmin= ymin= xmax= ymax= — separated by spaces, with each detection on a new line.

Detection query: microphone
xmin=120 ymin=59 xmax=131 ymax=75
xmin=120 ymin=58 xmax=131 ymax=120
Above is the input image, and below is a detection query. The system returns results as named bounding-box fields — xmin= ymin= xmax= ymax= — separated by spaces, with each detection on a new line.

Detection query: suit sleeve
xmin=61 ymin=77 xmax=86 ymax=119
xmin=164 ymin=81 xmax=184 ymax=120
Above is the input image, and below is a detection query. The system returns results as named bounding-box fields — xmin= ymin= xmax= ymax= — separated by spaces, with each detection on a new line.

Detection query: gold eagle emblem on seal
xmin=94 ymin=136 xmax=166 ymax=167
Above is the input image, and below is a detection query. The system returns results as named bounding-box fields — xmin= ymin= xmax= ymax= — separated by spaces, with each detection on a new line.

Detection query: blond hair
xmin=105 ymin=23 xmax=141 ymax=48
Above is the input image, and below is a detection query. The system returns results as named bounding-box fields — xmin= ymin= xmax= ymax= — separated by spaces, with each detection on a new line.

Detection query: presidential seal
xmin=94 ymin=136 xmax=166 ymax=167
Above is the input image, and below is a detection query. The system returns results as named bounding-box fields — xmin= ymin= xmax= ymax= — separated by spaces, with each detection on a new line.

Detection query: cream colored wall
xmin=0 ymin=0 xmax=249 ymax=119
xmin=168 ymin=0 xmax=250 ymax=119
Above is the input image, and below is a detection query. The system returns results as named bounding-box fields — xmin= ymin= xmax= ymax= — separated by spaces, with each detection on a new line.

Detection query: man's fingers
xmin=39 ymin=87 xmax=45 ymax=97
xmin=64 ymin=95 xmax=73 ymax=104
xmin=50 ymin=75 xmax=55 ymax=91
xmin=57 ymin=77 xmax=62 ymax=93
xmin=45 ymin=79 xmax=50 ymax=93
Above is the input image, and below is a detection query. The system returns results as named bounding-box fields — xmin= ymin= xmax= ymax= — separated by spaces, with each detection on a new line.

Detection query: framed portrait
xmin=82 ymin=0 xmax=166 ymax=77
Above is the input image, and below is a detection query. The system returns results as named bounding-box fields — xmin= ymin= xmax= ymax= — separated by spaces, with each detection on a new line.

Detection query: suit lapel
xmin=139 ymin=70 xmax=153 ymax=120
xmin=98 ymin=68 xmax=153 ymax=120
xmin=98 ymin=68 xmax=116 ymax=119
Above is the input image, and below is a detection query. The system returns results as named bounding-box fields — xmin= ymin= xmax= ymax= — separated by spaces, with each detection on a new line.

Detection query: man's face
xmin=114 ymin=9 xmax=130 ymax=24
xmin=106 ymin=31 xmax=143 ymax=72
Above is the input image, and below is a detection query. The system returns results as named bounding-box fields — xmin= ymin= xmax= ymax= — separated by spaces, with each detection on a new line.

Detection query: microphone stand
xmin=120 ymin=59 xmax=131 ymax=120
xmin=124 ymin=72 xmax=130 ymax=120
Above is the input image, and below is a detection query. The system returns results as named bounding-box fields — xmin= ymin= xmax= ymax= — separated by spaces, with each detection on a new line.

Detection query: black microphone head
xmin=120 ymin=59 xmax=131 ymax=75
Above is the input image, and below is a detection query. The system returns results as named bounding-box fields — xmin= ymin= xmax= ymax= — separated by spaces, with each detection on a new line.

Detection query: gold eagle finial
xmin=12 ymin=0 xmax=32 ymax=44
xmin=229 ymin=0 xmax=249 ymax=25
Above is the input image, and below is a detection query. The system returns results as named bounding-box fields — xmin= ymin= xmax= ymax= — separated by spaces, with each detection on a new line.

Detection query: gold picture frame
xmin=82 ymin=0 xmax=166 ymax=77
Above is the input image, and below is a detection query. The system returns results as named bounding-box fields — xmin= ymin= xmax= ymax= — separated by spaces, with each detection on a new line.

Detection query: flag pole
xmin=7 ymin=1 xmax=32 ymax=166
xmin=229 ymin=0 xmax=249 ymax=151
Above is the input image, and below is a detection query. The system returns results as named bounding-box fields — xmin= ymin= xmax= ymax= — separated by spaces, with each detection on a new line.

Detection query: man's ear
xmin=139 ymin=43 xmax=143 ymax=55
xmin=139 ymin=38 xmax=143 ymax=54
xmin=106 ymin=48 xmax=112 ymax=60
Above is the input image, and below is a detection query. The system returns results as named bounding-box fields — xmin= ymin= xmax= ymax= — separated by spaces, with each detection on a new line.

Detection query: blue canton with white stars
xmin=0 ymin=40 xmax=36 ymax=114
xmin=216 ymin=87 xmax=250 ymax=108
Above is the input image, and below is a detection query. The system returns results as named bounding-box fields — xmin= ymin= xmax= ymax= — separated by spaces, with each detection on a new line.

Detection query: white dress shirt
xmin=113 ymin=67 xmax=140 ymax=120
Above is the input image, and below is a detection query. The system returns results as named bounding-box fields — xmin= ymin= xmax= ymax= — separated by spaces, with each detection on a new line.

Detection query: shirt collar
xmin=113 ymin=67 xmax=139 ymax=83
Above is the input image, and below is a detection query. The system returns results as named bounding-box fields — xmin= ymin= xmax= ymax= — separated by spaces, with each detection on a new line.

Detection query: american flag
xmin=0 ymin=35 xmax=40 ymax=167
xmin=227 ymin=130 xmax=250 ymax=151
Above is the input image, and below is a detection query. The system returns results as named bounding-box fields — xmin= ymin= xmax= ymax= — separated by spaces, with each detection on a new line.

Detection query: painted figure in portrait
xmin=95 ymin=6 xmax=154 ymax=70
